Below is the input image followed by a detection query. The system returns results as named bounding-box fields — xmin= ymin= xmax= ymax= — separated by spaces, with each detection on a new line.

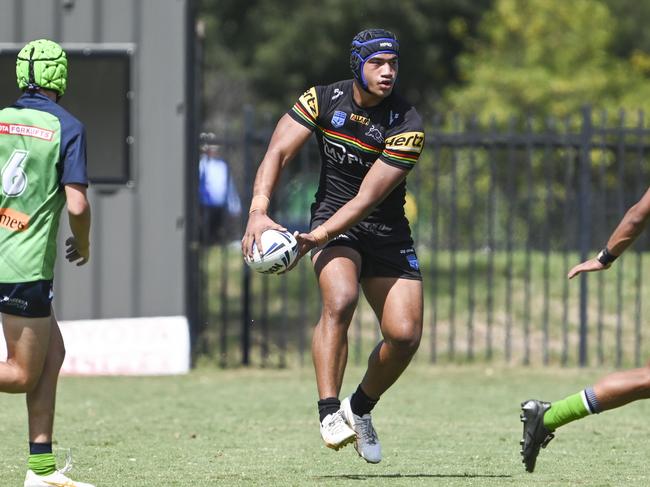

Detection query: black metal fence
xmin=194 ymin=106 xmax=650 ymax=368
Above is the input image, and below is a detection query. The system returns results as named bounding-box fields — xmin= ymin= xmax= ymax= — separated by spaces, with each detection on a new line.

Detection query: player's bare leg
xmin=27 ymin=312 xmax=66 ymax=445
xmin=360 ymin=277 xmax=423 ymax=398
xmin=311 ymin=246 xmax=361 ymax=449
xmin=0 ymin=313 xmax=50 ymax=393
xmin=312 ymin=246 xmax=361 ymax=398
xmin=340 ymin=277 xmax=422 ymax=463
xmin=1 ymin=313 xmax=93 ymax=486
xmin=592 ymin=364 xmax=650 ymax=409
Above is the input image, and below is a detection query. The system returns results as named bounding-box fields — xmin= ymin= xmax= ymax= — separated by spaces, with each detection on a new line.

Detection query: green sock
xmin=28 ymin=453 xmax=56 ymax=476
xmin=543 ymin=392 xmax=590 ymax=430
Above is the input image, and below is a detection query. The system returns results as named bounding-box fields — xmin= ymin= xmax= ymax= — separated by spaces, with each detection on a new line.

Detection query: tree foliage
xmin=198 ymin=0 xmax=491 ymax=129
xmin=445 ymin=0 xmax=650 ymax=124
xmin=199 ymin=0 xmax=650 ymax=128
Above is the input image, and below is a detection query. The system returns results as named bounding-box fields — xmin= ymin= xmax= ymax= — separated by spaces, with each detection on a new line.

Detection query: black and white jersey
xmin=288 ymin=79 xmax=425 ymax=224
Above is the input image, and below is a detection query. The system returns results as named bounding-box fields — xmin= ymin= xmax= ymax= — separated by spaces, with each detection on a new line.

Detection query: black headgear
xmin=350 ymin=29 xmax=399 ymax=91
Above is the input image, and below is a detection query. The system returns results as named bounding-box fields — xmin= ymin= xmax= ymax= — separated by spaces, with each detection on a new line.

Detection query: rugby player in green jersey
xmin=521 ymin=186 xmax=650 ymax=472
xmin=243 ymin=29 xmax=425 ymax=463
xmin=0 ymin=40 xmax=94 ymax=487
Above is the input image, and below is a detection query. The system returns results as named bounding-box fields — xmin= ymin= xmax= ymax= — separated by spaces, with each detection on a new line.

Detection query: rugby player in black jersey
xmin=242 ymin=29 xmax=425 ymax=463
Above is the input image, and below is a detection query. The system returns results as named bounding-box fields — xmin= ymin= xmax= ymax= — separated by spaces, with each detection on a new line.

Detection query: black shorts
xmin=311 ymin=213 xmax=421 ymax=280
xmin=0 ymin=280 xmax=53 ymax=318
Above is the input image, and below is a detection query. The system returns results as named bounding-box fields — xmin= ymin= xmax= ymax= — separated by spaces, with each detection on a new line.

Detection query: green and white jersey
xmin=0 ymin=92 xmax=88 ymax=282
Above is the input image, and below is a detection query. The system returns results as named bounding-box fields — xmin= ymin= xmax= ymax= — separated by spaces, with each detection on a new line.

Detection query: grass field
xmin=1 ymin=365 xmax=649 ymax=486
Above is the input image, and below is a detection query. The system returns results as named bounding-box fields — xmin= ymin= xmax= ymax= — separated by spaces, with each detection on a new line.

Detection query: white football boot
xmin=24 ymin=469 xmax=95 ymax=487
xmin=24 ymin=453 xmax=95 ymax=487
xmin=320 ymin=409 xmax=356 ymax=450
xmin=341 ymin=396 xmax=382 ymax=463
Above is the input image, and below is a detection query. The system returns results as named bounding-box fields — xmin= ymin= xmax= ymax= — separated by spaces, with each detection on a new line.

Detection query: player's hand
xmin=567 ymin=258 xmax=608 ymax=279
xmin=295 ymin=231 xmax=320 ymax=257
xmin=279 ymin=231 xmax=319 ymax=274
xmin=65 ymin=236 xmax=89 ymax=266
xmin=241 ymin=212 xmax=287 ymax=259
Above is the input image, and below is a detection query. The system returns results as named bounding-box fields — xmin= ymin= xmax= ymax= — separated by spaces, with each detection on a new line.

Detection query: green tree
xmin=198 ymin=0 xmax=491 ymax=128
xmin=445 ymin=0 xmax=650 ymax=124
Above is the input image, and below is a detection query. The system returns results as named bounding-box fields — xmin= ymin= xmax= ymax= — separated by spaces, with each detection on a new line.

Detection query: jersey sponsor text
xmin=385 ymin=131 xmax=424 ymax=153
xmin=0 ymin=207 xmax=30 ymax=231
xmin=0 ymin=122 xmax=54 ymax=141
xmin=350 ymin=113 xmax=370 ymax=125
xmin=323 ymin=137 xmax=368 ymax=167
xmin=298 ymin=87 xmax=319 ymax=119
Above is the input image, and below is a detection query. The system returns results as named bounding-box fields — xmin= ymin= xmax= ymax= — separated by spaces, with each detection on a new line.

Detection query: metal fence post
xmin=185 ymin=1 xmax=201 ymax=365
xmin=577 ymin=106 xmax=593 ymax=366
xmin=241 ymin=105 xmax=254 ymax=366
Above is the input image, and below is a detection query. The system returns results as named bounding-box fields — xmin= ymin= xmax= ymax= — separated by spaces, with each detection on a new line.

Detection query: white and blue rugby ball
xmin=245 ymin=229 xmax=299 ymax=275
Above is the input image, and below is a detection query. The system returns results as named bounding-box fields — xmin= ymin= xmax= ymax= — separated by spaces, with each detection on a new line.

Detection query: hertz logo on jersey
xmin=298 ymin=88 xmax=319 ymax=119
xmin=385 ymin=131 xmax=425 ymax=153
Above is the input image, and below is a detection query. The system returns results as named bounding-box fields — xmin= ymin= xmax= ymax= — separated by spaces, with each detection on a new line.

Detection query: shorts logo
xmin=0 ymin=295 xmax=28 ymax=310
xmin=298 ymin=87 xmax=319 ymax=118
xmin=401 ymin=247 xmax=419 ymax=271
xmin=406 ymin=254 xmax=419 ymax=271
xmin=331 ymin=110 xmax=347 ymax=128
xmin=350 ymin=113 xmax=370 ymax=125
xmin=385 ymin=131 xmax=425 ymax=153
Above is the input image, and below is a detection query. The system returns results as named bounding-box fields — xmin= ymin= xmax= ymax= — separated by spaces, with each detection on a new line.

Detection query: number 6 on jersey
xmin=1 ymin=149 xmax=29 ymax=197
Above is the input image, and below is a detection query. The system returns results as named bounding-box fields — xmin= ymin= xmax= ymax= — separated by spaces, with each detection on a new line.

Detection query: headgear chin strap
xmin=350 ymin=29 xmax=399 ymax=92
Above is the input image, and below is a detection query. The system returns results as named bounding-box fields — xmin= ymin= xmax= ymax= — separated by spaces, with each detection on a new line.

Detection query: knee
xmin=321 ymin=293 xmax=358 ymax=325
xmin=8 ymin=367 xmax=40 ymax=393
xmin=385 ymin=329 xmax=421 ymax=357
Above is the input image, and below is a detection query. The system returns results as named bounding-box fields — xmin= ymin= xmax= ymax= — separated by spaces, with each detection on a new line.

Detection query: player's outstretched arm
xmin=64 ymin=183 xmax=91 ymax=266
xmin=242 ymin=114 xmax=312 ymax=258
xmin=568 ymin=186 xmax=650 ymax=279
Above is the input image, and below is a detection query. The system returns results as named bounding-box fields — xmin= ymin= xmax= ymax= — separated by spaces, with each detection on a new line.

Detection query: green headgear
xmin=16 ymin=39 xmax=68 ymax=96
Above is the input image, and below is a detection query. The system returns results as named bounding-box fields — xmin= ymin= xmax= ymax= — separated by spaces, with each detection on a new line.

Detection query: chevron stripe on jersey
xmin=321 ymin=128 xmax=382 ymax=155
xmin=291 ymin=87 xmax=319 ymax=128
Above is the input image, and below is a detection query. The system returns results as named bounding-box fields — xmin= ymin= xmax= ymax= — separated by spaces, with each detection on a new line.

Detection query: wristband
xmin=596 ymin=247 xmax=618 ymax=266
xmin=310 ymin=225 xmax=329 ymax=246
xmin=249 ymin=194 xmax=270 ymax=214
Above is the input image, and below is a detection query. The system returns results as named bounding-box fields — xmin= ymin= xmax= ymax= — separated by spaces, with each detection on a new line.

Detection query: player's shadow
xmin=316 ymin=473 xmax=512 ymax=480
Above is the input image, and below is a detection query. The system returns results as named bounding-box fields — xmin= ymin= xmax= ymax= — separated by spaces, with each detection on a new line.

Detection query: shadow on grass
xmin=316 ymin=473 xmax=512 ymax=480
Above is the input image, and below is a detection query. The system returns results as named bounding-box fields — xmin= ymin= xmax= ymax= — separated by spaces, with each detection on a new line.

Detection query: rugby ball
xmin=245 ymin=229 xmax=299 ymax=275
